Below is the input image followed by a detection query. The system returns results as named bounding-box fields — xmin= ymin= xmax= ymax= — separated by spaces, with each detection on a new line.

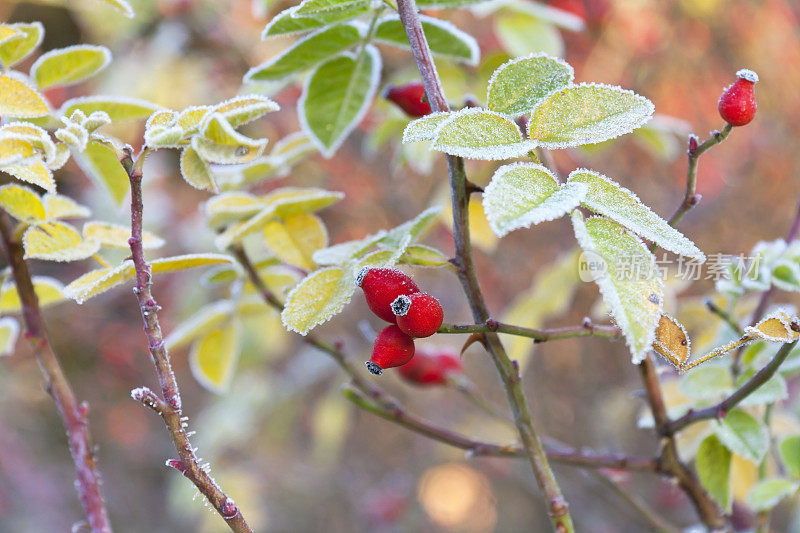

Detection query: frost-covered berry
xmin=357 ymin=267 xmax=420 ymax=323
xmin=384 ymin=82 xmax=432 ymax=118
xmin=366 ymin=325 xmax=416 ymax=375
xmin=398 ymin=346 xmax=462 ymax=386
xmin=718 ymin=69 xmax=758 ymax=127
xmin=391 ymin=292 xmax=443 ymax=338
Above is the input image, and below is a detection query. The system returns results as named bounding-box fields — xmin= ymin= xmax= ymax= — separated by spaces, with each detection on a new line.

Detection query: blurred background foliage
xmin=1 ymin=0 xmax=800 ymax=531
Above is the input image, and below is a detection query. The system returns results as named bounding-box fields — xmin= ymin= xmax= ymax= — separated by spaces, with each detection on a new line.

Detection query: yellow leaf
xmin=149 ymin=253 xmax=233 ymax=275
xmin=262 ymin=187 xmax=344 ymax=218
xmin=31 ymin=45 xmax=111 ymax=90
xmin=212 ymin=95 xmax=279 ymax=127
xmin=179 ymin=147 xmax=218 ymax=192
xmin=177 ymin=105 xmax=211 ymax=136
xmin=731 ymin=453 xmax=759 ymax=503
xmin=203 ymin=192 xmax=266 ymax=228
xmin=189 ymin=320 xmax=242 ymax=394
xmin=281 ymin=267 xmax=355 ymax=335
xmin=0 ymin=122 xmax=55 ymax=163
xmin=83 ymin=221 xmax=164 ymax=250
xmin=91 ymin=0 xmax=135 ymax=17
xmin=263 ymin=212 xmax=327 ymax=270
xmin=0 ymin=133 xmax=35 ymax=163
xmin=745 ymin=310 xmax=800 ymax=343
xmin=2 ymin=159 xmax=55 ymax=192
xmin=653 ymin=313 xmax=691 ymax=369
xmin=60 ymin=96 xmax=160 ymax=122
xmin=0 ymin=26 xmax=23 ymax=46
xmin=0 ymin=22 xmax=43 ymax=68
xmin=214 ymin=206 xmax=277 ymax=250
xmin=43 ymin=193 xmax=91 ymax=220
xmin=23 ymin=221 xmax=99 ymax=262
xmin=0 ymin=183 xmax=46 ymax=222
xmin=441 ymin=193 xmax=497 ymax=252
xmin=0 ymin=276 xmax=66 ymax=313
xmin=0 ymin=316 xmax=19 ymax=356
xmin=0 ymin=75 xmax=49 ymax=118
xmin=193 ymin=117 xmax=267 ymax=165
xmin=72 ymin=141 xmax=130 ymax=205
xmin=165 ymin=300 xmax=235 ymax=350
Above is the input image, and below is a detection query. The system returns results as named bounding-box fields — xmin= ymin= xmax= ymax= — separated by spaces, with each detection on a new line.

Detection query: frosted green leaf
xmin=528 ymin=83 xmax=655 ymax=149
xmin=487 ymin=53 xmax=573 ymax=115
xmin=379 ymin=206 xmax=441 ymax=250
xmin=779 ymin=436 xmax=800 ymax=479
xmin=194 ymin=114 xmax=268 ymax=164
xmin=179 ymin=147 xmax=218 ymax=193
xmin=92 ymin=0 xmax=135 ymax=17
xmin=571 ymin=212 xmax=663 ymax=363
xmin=399 ymin=244 xmax=451 ymax=267
xmin=0 ymin=316 xmax=19 ymax=356
xmin=680 ymin=364 xmax=732 ymax=401
xmin=696 ymin=434 xmax=732 ymax=512
xmin=402 ymin=112 xmax=452 ymax=143
xmin=735 ymin=369 xmax=787 ymax=407
xmin=300 ymin=46 xmax=381 ymax=157
xmin=212 ymin=95 xmax=279 ymax=128
xmin=0 ymin=75 xmax=50 ymax=118
xmin=374 ymin=15 xmax=479 ymax=65
xmin=0 ymin=22 xmax=43 ymax=68
xmin=189 ymin=320 xmax=242 ymax=394
xmin=72 ymin=141 xmax=130 ymax=205
xmin=31 ymin=45 xmax=111 ymax=90
xmin=247 ymin=24 xmax=363 ymax=82
xmin=0 ymin=276 xmax=65 ymax=313
xmin=0 ymin=183 xmax=46 ymax=222
xmin=713 ymin=409 xmax=769 ymax=464
xmin=23 ymin=221 xmax=100 ymax=262
xmin=60 ymin=96 xmax=160 ymax=122
xmin=495 ymin=14 xmax=563 ymax=58
xmin=262 ymin=6 xmax=326 ymax=38
xmin=312 ymin=231 xmax=387 ymax=265
xmin=745 ymin=479 xmax=799 ymax=512
xmin=281 ymin=267 xmax=356 ymax=334
xmin=294 ymin=0 xmax=371 ymax=21
xmin=568 ymin=169 xmax=705 ymax=261
xmin=432 ymin=108 xmax=537 ymax=160
xmin=483 ymin=162 xmax=586 ymax=237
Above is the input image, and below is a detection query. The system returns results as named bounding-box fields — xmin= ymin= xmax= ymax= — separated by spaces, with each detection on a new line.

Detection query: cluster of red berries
xmin=718 ymin=69 xmax=758 ymax=127
xmin=357 ymin=267 xmax=445 ymax=376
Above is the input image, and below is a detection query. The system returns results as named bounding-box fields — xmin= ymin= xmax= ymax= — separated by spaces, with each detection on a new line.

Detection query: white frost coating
xmin=1 ymin=22 xmax=44 ymax=67
xmin=486 ymin=52 xmax=574 ymax=116
xmin=736 ymin=69 xmax=759 ymax=83
xmin=431 ymin=107 xmax=538 ymax=160
xmin=58 ymin=95 xmax=163 ymax=121
xmin=281 ymin=267 xmax=356 ymax=335
xmin=0 ymin=317 xmax=20 ymax=356
xmin=483 ymin=162 xmax=586 ymax=236
xmin=571 ymin=212 xmax=663 ymax=364
xmin=262 ymin=6 xmax=321 ymax=39
xmin=528 ymin=82 xmax=655 ymax=149
xmin=374 ymin=14 xmax=480 ymax=66
xmin=212 ymin=94 xmax=280 ymax=125
xmin=298 ymin=45 xmax=382 ymax=158
xmin=744 ymin=308 xmax=800 ymax=343
xmin=402 ymin=112 xmax=453 ymax=143
xmin=29 ymin=44 xmax=112 ymax=88
xmin=568 ymin=168 xmax=705 ymax=262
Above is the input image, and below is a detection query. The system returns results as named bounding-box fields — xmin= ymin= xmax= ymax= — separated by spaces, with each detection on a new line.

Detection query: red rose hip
xmin=383 ymin=82 xmax=432 ymax=118
xmin=718 ymin=69 xmax=758 ymax=127
xmin=366 ymin=325 xmax=416 ymax=375
xmin=357 ymin=267 xmax=420 ymax=323
xmin=398 ymin=347 xmax=462 ymax=386
xmin=391 ymin=292 xmax=444 ymax=338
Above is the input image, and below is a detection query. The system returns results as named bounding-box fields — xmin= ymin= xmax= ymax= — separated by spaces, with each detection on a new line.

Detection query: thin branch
xmin=589 ymin=470 xmax=681 ymax=533
xmin=704 ymin=298 xmax=743 ymax=336
xmin=0 ymin=211 xmax=113 ymax=533
xmin=395 ymin=1 xmax=573 ymax=530
xmin=120 ymin=148 xmax=253 ymax=533
xmin=666 ymin=340 xmax=797 ymax=434
xmin=438 ymin=320 xmax=621 ymax=343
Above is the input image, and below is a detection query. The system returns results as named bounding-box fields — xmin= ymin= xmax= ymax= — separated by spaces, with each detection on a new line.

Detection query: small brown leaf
xmin=652 ymin=313 xmax=690 ymax=369
xmin=745 ymin=310 xmax=800 ymax=343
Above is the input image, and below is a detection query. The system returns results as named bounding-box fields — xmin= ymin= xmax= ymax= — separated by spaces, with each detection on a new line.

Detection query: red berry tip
xmin=391 ymin=294 xmax=412 ymax=317
xmin=365 ymin=361 xmax=383 ymax=375
xmin=355 ymin=266 xmax=370 ymax=287
xmin=359 ymin=268 xmax=420 ymax=323
xmin=735 ymin=69 xmax=758 ymax=83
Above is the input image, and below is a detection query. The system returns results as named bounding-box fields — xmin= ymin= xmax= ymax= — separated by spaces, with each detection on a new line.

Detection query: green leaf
xmin=568 ymin=169 xmax=705 ymax=261
xmin=680 ymin=364 xmax=732 ymax=401
xmin=734 ymin=369 xmax=788 ymax=406
xmin=399 ymin=244 xmax=451 ymax=268
xmin=779 ymin=436 xmax=800 ymax=479
xmin=495 ymin=14 xmax=563 ymax=58
xmin=190 ymin=320 xmax=242 ymax=394
xmin=378 ymin=206 xmax=441 ymax=250
xmin=72 ymin=141 xmax=130 ymax=205
xmin=300 ymin=46 xmax=381 ymax=157
xmin=374 ymin=15 xmax=479 ymax=65
xmin=0 ymin=316 xmax=19 ymax=356
xmin=713 ymin=409 xmax=770 ymax=464
xmin=247 ymin=24 xmax=363 ymax=82
xmin=432 ymin=108 xmax=536 ymax=159
xmin=487 ymin=53 xmax=573 ymax=116
xmin=294 ymin=0 xmax=371 ymax=20
xmin=0 ymin=183 xmax=46 ymax=222
xmin=696 ymin=434 xmax=733 ymax=512
xmin=528 ymin=83 xmax=654 ymax=149
xmin=745 ymin=478 xmax=799 ymax=512
xmin=402 ymin=112 xmax=452 ymax=143
xmin=262 ymin=6 xmax=326 ymax=38
xmin=60 ymin=96 xmax=160 ymax=122
xmin=30 ymin=45 xmax=111 ymax=90
xmin=212 ymin=95 xmax=279 ymax=128
xmin=203 ymin=192 xmax=266 ymax=228
xmin=281 ymin=267 xmax=356 ymax=334
xmin=0 ymin=75 xmax=49 ymax=118
xmin=263 ymin=187 xmax=344 ymax=218
xmin=0 ymin=22 xmax=43 ymax=68
xmin=180 ymin=146 xmax=218 ymax=192
xmin=571 ymin=212 xmax=663 ymax=363
xmin=23 ymin=221 xmax=100 ymax=262
xmin=194 ymin=113 xmax=267 ymax=164
xmin=483 ymin=162 xmax=585 ymax=237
